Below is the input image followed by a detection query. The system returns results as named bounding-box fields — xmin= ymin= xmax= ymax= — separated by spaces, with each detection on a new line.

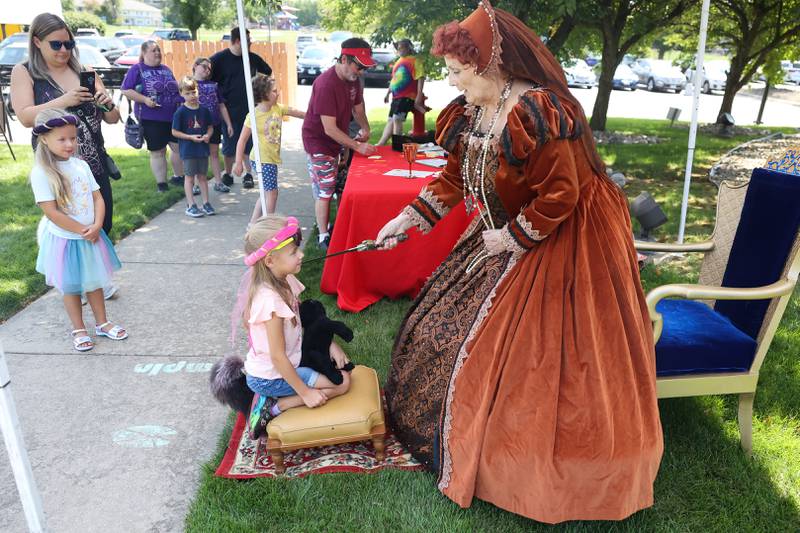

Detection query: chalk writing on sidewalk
xmin=112 ymin=425 xmax=178 ymax=448
xmin=134 ymin=361 xmax=213 ymax=376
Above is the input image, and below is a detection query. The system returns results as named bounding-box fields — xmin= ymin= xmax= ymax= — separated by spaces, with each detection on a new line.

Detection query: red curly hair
xmin=431 ymin=21 xmax=480 ymax=66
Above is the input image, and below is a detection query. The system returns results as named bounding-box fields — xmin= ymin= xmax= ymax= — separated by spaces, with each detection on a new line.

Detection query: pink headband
xmin=244 ymin=217 xmax=300 ymax=266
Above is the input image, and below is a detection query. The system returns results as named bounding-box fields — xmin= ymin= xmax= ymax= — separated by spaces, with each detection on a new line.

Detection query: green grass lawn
xmin=0 ymin=146 xmax=185 ymax=322
xmin=186 ymin=118 xmax=800 ymax=531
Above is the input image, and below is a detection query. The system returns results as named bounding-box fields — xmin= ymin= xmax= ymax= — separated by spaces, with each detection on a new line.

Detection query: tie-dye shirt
xmin=389 ymin=55 xmax=423 ymax=99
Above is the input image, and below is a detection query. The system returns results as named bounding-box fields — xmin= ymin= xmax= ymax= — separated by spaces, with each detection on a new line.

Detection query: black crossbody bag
xmin=76 ymin=111 xmax=122 ymax=180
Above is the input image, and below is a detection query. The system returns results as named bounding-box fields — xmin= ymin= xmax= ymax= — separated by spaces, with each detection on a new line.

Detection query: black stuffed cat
xmin=299 ymin=299 xmax=354 ymax=385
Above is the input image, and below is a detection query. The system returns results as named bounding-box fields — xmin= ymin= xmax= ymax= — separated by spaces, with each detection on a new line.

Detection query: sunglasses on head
xmin=271 ymin=231 xmax=303 ymax=253
xmin=47 ymin=40 xmax=76 ymax=51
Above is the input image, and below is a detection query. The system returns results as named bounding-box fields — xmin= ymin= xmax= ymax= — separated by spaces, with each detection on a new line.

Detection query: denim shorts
xmin=246 ymin=367 xmax=320 ymax=398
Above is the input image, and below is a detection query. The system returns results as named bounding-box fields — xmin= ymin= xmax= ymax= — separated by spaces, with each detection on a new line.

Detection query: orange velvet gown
xmin=384 ymin=88 xmax=663 ymax=523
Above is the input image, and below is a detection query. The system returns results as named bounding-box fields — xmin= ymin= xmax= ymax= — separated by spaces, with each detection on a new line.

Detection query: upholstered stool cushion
xmin=655 ymin=299 xmax=757 ymax=377
xmin=266 ymin=365 xmax=384 ymax=447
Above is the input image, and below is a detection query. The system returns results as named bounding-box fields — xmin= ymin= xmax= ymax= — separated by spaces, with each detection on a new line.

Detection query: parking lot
xmin=6 ymin=76 xmax=799 ymax=152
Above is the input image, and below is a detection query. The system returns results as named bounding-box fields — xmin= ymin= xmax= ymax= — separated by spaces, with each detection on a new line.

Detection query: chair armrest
xmin=646 ymin=279 xmax=796 ymax=342
xmin=634 ymin=240 xmax=715 ymax=253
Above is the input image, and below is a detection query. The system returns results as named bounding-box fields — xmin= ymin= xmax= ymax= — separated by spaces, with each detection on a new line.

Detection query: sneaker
xmin=221 ymin=173 xmax=234 ymax=187
xmin=185 ymin=204 xmax=205 ymax=218
xmin=156 ymin=182 xmax=169 ymax=193
xmin=169 ymin=175 xmax=184 ymax=186
xmin=213 ymin=182 xmax=231 ymax=193
xmin=192 ymin=185 xmax=200 ymax=196
xmin=248 ymin=394 xmax=277 ymax=440
xmin=242 ymin=173 xmax=254 ymax=189
xmin=318 ymin=234 xmax=330 ymax=252
xmin=202 ymin=202 xmax=216 ymax=216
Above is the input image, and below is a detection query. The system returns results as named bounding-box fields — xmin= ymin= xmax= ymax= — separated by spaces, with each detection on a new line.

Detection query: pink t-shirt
xmin=244 ymin=275 xmax=305 ymax=380
xmin=301 ymin=66 xmax=363 ymax=158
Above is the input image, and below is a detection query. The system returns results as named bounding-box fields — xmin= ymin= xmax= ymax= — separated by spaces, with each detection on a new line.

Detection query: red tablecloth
xmin=320 ymin=146 xmax=473 ymax=312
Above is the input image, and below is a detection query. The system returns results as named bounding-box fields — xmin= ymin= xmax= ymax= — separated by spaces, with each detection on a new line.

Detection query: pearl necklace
xmin=462 ymin=78 xmax=513 ymax=273
xmin=462 ymin=78 xmax=513 ymax=231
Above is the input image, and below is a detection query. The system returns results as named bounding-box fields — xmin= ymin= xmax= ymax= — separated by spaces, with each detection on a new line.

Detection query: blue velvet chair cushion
xmin=655 ymin=299 xmax=757 ymax=377
xmin=715 ymin=168 xmax=800 ymax=339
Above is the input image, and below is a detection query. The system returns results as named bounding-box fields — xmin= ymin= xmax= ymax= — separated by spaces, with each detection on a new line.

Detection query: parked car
xmin=115 ymin=45 xmax=141 ymax=68
xmin=76 ymin=36 xmax=128 ymax=63
xmin=632 ymin=58 xmax=685 ymax=92
xmin=363 ymin=47 xmax=395 ymax=87
xmin=151 ymin=28 xmax=191 ymax=41
xmin=562 ymin=58 xmax=596 ymax=89
xmin=119 ymin=35 xmax=149 ymax=48
xmin=0 ymin=41 xmax=110 ymax=68
xmin=786 ymin=62 xmax=800 ymax=84
xmin=0 ymin=32 xmax=28 ymax=50
xmin=328 ymin=31 xmax=353 ymax=47
xmin=114 ymin=30 xmax=134 ymax=38
xmin=296 ymin=34 xmax=319 ymax=57
xmin=75 ymin=28 xmax=100 ymax=37
xmin=611 ymin=64 xmax=638 ymax=90
xmin=296 ymin=45 xmax=337 ymax=84
xmin=685 ymin=60 xmax=729 ymax=93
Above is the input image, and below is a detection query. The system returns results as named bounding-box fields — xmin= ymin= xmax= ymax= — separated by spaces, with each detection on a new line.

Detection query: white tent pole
xmin=678 ymin=0 xmax=711 ymax=243
xmin=235 ymin=0 xmax=267 ymax=215
xmin=0 ymin=342 xmax=47 ymax=533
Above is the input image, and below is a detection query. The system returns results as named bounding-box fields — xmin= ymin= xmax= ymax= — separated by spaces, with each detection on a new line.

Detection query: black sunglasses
xmin=348 ymin=59 xmax=367 ymax=72
xmin=47 ymin=40 xmax=76 ymax=51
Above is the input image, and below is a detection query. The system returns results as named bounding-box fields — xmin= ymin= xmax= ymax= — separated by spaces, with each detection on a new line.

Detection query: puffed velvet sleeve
xmin=402 ymin=96 xmax=468 ymax=233
xmin=500 ymin=89 xmax=582 ymax=251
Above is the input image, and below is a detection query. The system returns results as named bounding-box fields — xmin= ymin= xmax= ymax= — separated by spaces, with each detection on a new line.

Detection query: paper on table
xmin=384 ymin=168 xmax=434 ymax=178
xmin=416 ymin=143 xmax=441 ymax=153
xmin=416 ymin=158 xmax=447 ymax=168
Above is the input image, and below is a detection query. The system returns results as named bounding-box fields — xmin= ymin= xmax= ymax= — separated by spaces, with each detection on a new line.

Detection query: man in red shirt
xmin=302 ymin=38 xmax=377 ymax=250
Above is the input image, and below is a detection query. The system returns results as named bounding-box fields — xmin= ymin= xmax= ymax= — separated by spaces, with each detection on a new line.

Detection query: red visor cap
xmin=341 ymin=47 xmax=376 ymax=67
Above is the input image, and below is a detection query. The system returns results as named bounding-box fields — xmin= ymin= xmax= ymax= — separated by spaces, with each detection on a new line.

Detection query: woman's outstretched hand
xmin=376 ymin=212 xmax=413 ymax=250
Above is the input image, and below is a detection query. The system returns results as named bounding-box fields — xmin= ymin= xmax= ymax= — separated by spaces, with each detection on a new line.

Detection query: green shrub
xmin=63 ymin=10 xmax=107 ymax=35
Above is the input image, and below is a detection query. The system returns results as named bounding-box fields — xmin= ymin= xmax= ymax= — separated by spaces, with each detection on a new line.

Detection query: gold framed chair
xmin=636 ymin=168 xmax=800 ymax=454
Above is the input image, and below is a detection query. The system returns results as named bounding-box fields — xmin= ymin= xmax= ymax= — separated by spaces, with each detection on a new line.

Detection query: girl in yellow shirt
xmin=234 ymin=74 xmax=305 ymax=224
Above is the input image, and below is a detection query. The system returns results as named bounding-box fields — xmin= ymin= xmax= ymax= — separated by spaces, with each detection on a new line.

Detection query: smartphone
xmin=79 ymin=71 xmax=96 ymax=95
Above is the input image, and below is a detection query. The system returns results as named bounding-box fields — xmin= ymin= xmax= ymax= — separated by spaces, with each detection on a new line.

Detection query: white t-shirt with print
xmin=30 ymin=157 xmax=100 ymax=240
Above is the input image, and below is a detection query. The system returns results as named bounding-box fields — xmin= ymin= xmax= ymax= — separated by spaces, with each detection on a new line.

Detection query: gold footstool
xmin=265 ymin=365 xmax=386 ymax=474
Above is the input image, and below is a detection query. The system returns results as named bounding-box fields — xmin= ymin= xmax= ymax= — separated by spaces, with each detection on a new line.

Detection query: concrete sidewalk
xmin=0 ymin=121 xmax=313 ymax=532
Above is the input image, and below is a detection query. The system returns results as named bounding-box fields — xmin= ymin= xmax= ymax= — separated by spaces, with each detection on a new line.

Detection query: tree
xmin=708 ymin=0 xmax=800 ymax=124
xmin=166 ymin=0 xmax=221 ymax=39
xmin=63 ymin=10 xmax=107 ymax=35
xmin=584 ymin=0 xmax=691 ymax=131
xmin=295 ymin=0 xmax=320 ymax=27
xmin=98 ymin=0 xmax=122 ymax=25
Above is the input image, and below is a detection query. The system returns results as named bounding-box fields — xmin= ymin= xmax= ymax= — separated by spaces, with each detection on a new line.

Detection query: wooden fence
xmin=159 ymin=40 xmax=297 ymax=108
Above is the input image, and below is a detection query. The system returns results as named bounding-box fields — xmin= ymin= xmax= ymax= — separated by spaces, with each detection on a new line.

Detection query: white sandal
xmin=71 ymin=329 xmax=94 ymax=352
xmin=95 ymin=321 xmax=128 ymax=340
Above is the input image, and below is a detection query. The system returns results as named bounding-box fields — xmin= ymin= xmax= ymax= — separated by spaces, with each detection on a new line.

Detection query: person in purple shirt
xmin=193 ymin=57 xmax=234 ymax=193
xmin=301 ymin=37 xmax=377 ymax=250
xmin=121 ymin=40 xmax=184 ymax=193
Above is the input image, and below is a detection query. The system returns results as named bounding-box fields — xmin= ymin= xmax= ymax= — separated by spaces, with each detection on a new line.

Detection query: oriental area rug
xmin=215 ymin=412 xmax=423 ymax=479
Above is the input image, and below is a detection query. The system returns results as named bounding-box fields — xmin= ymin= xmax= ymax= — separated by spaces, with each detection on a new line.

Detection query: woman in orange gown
xmin=375 ymin=1 xmax=663 ymax=524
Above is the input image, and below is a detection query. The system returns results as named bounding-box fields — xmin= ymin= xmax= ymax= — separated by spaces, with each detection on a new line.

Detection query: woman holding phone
xmin=121 ymin=40 xmax=184 ymax=192
xmin=11 ymin=13 xmax=120 ymax=227
xmin=11 ymin=12 xmax=121 ymax=299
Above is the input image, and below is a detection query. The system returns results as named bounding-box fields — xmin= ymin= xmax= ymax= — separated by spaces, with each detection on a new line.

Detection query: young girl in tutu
xmin=235 ymin=214 xmax=350 ymax=439
xmin=30 ymin=109 xmax=128 ymax=352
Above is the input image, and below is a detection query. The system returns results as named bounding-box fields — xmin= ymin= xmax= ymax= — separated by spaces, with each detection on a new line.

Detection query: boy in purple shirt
xmin=301 ymin=38 xmax=377 ymax=250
